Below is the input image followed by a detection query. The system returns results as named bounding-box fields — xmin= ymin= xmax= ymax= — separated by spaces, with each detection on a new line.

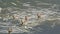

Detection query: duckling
xmin=24 ymin=16 xmax=28 ymax=22
xmin=20 ymin=16 xmax=28 ymax=26
xmin=37 ymin=13 xmax=45 ymax=20
xmin=8 ymin=28 xmax=12 ymax=34
xmin=37 ymin=13 xmax=41 ymax=19
xmin=24 ymin=16 xmax=29 ymax=25
xmin=20 ymin=19 xmax=24 ymax=26
xmin=37 ymin=13 xmax=40 ymax=19
xmin=12 ymin=14 xmax=19 ymax=20
xmin=20 ymin=19 xmax=28 ymax=29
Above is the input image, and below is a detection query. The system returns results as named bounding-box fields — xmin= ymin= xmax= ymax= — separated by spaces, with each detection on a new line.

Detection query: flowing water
xmin=0 ymin=0 xmax=60 ymax=34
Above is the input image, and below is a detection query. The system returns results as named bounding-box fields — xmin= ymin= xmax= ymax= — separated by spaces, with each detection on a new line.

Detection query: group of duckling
xmin=6 ymin=11 xmax=59 ymax=34
xmin=13 ymin=13 xmax=44 ymax=26
xmin=7 ymin=13 xmax=44 ymax=34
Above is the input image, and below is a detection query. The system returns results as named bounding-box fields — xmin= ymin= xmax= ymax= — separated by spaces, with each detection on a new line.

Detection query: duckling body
xmin=20 ymin=16 xmax=28 ymax=25
xmin=24 ymin=16 xmax=28 ymax=21
xmin=37 ymin=13 xmax=42 ymax=19
xmin=37 ymin=13 xmax=46 ymax=19
xmin=8 ymin=28 xmax=12 ymax=34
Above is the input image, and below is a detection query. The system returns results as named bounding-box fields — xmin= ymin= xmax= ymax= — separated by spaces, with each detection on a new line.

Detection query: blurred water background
xmin=0 ymin=0 xmax=60 ymax=34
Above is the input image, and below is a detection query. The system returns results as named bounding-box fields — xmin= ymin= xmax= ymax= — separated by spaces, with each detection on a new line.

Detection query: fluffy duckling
xmin=12 ymin=14 xmax=19 ymax=20
xmin=20 ymin=16 xmax=29 ymax=26
xmin=37 ymin=13 xmax=41 ymax=19
xmin=37 ymin=13 xmax=42 ymax=19
xmin=8 ymin=28 xmax=12 ymax=34
xmin=20 ymin=19 xmax=24 ymax=26
xmin=24 ymin=16 xmax=28 ymax=22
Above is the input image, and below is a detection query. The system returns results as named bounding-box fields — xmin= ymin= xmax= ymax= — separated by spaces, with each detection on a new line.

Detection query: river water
xmin=0 ymin=0 xmax=60 ymax=34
